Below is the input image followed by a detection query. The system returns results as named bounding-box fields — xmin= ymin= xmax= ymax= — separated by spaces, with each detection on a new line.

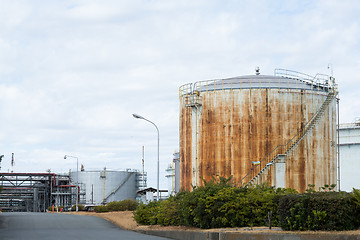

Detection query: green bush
xmin=94 ymin=205 xmax=109 ymax=213
xmin=133 ymin=176 xmax=360 ymax=231
xmin=156 ymin=197 xmax=181 ymax=226
xmin=94 ymin=199 xmax=138 ymax=213
xmin=71 ymin=204 xmax=85 ymax=211
xmin=176 ymin=176 xmax=235 ymax=228
xmin=203 ymin=185 xmax=281 ymax=228
xmin=134 ymin=176 xmax=297 ymax=229
xmin=351 ymin=188 xmax=360 ymax=208
xmin=278 ymin=192 xmax=360 ymax=231
xmin=120 ymin=199 xmax=138 ymax=211
xmin=133 ymin=201 xmax=161 ymax=225
xmin=177 ymin=183 xmax=296 ymax=229
xmin=107 ymin=201 xmax=123 ymax=211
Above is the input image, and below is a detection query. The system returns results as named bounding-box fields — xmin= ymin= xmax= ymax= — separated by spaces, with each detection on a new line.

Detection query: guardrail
xmin=179 ymin=69 xmax=335 ymax=98
xmin=339 ymin=123 xmax=360 ymax=128
xmin=274 ymin=68 xmax=335 ymax=89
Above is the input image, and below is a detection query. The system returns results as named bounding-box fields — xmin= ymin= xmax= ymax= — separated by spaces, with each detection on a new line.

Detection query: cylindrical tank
xmin=70 ymin=169 xmax=139 ymax=205
xmin=339 ymin=121 xmax=360 ymax=192
xmin=179 ymin=69 xmax=338 ymax=193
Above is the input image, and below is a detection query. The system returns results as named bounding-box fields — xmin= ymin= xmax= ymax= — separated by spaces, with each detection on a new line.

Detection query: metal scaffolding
xmin=0 ymin=173 xmax=79 ymax=212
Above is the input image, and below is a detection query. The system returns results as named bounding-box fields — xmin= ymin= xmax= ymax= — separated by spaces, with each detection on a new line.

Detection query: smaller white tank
xmin=69 ymin=169 xmax=141 ymax=205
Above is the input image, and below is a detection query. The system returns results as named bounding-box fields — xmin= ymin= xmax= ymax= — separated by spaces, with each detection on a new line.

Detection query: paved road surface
xmin=0 ymin=212 xmax=171 ymax=240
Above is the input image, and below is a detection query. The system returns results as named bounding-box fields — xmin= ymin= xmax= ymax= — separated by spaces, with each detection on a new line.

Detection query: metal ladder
xmin=241 ymin=88 xmax=337 ymax=187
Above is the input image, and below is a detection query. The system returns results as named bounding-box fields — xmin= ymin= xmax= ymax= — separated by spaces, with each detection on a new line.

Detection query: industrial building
xmin=0 ymin=173 xmax=73 ymax=212
xmin=165 ymin=152 xmax=180 ymax=196
xmin=339 ymin=120 xmax=360 ymax=192
xmin=179 ymin=69 xmax=338 ymax=193
xmin=0 ymin=169 xmax=146 ymax=212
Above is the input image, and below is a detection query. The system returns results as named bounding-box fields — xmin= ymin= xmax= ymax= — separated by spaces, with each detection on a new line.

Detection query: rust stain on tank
xmin=179 ymin=97 xmax=193 ymax=190
xmin=179 ymin=76 xmax=337 ymax=192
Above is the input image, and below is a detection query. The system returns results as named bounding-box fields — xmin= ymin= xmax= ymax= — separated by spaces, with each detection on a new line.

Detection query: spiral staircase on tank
xmin=240 ymin=80 xmax=338 ymax=188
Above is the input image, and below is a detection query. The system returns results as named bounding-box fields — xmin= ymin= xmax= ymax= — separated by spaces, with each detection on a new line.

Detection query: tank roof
xmin=179 ymin=69 xmax=336 ymax=97
xmin=194 ymin=74 xmax=331 ymax=92
xmin=72 ymin=169 xmax=140 ymax=173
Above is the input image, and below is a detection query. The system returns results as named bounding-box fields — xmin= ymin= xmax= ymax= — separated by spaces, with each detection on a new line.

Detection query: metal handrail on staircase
xmin=238 ymin=87 xmax=337 ymax=187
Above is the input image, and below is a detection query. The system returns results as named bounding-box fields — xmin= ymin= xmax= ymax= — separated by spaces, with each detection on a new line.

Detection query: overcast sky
xmin=0 ymin=0 xmax=359 ymax=189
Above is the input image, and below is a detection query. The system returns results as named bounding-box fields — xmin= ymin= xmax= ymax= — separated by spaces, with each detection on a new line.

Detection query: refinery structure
xmin=179 ymin=69 xmax=338 ymax=193
xmin=165 ymin=152 xmax=180 ymax=196
xmin=0 ymin=169 xmax=146 ymax=212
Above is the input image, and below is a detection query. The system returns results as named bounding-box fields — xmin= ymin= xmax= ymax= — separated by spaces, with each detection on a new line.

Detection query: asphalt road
xmin=0 ymin=212 xmax=172 ymax=240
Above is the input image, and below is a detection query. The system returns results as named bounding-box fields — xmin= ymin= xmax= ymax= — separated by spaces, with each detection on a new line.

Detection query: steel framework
xmin=0 ymin=173 xmax=77 ymax=212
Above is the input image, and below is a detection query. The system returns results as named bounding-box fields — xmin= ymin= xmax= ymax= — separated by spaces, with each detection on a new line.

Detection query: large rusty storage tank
xmin=179 ymin=69 xmax=338 ymax=193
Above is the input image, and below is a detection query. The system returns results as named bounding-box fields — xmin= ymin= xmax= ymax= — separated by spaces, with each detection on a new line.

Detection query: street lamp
xmin=64 ymin=155 xmax=79 ymax=212
xmin=132 ymin=113 xmax=160 ymax=201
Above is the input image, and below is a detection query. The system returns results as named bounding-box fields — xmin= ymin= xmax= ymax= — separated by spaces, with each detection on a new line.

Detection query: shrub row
xmin=133 ymin=176 xmax=360 ymax=231
xmin=71 ymin=204 xmax=85 ymax=211
xmin=278 ymin=192 xmax=360 ymax=231
xmin=94 ymin=199 xmax=138 ymax=213
xmin=134 ymin=176 xmax=296 ymax=229
xmin=134 ymin=196 xmax=180 ymax=226
xmin=176 ymin=185 xmax=296 ymax=229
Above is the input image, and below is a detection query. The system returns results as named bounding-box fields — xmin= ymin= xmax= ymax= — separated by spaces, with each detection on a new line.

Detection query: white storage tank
xmin=69 ymin=169 xmax=141 ymax=205
xmin=339 ymin=121 xmax=360 ymax=191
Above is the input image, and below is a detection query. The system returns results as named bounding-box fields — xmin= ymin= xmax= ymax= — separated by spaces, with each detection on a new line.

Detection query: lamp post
xmin=64 ymin=155 xmax=79 ymax=211
xmin=132 ymin=113 xmax=160 ymax=201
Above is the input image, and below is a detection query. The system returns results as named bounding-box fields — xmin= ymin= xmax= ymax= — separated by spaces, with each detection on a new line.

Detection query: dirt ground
xmin=69 ymin=211 xmax=138 ymax=230
xmin=68 ymin=211 xmax=360 ymax=235
xmin=68 ymin=211 xmax=198 ymax=232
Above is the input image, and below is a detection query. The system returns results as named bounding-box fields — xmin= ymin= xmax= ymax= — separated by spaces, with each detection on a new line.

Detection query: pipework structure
xmin=179 ymin=69 xmax=338 ymax=193
xmin=0 ymin=169 xmax=146 ymax=212
xmin=0 ymin=172 xmax=75 ymax=212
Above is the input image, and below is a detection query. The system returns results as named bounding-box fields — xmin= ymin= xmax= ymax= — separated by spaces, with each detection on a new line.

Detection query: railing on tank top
xmin=179 ymin=69 xmax=335 ymax=98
